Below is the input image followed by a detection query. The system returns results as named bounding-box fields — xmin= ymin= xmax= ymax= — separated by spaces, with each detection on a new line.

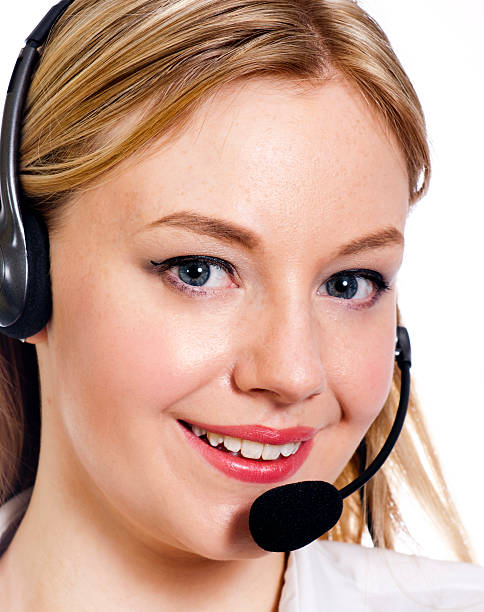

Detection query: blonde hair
xmin=0 ymin=0 xmax=474 ymax=563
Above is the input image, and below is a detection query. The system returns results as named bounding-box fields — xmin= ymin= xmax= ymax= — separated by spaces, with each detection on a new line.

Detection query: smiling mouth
xmin=179 ymin=420 xmax=301 ymax=461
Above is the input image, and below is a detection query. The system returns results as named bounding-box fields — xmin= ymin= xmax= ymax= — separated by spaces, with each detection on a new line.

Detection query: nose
xmin=232 ymin=299 xmax=326 ymax=405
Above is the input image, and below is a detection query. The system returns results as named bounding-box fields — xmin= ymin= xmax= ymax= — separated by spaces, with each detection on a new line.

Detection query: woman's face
xmin=35 ymin=76 xmax=408 ymax=560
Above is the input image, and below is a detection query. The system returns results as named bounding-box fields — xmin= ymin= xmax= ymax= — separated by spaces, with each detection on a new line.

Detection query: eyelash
xmin=150 ymin=255 xmax=392 ymax=308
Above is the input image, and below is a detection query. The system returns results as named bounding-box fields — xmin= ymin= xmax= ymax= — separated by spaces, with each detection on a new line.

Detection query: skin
xmin=0 ymin=75 xmax=409 ymax=611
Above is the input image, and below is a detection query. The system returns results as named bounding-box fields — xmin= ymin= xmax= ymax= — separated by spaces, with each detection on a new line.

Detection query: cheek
xmin=301 ymin=306 xmax=397 ymax=484
xmin=49 ymin=255 xmax=236 ymax=430
xmin=330 ymin=306 xmax=397 ymax=428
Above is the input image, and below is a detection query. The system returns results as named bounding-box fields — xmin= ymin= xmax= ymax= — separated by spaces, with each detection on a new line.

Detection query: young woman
xmin=0 ymin=1 xmax=483 ymax=610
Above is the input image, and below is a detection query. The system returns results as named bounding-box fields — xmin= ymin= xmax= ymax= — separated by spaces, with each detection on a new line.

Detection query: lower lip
xmin=179 ymin=422 xmax=313 ymax=484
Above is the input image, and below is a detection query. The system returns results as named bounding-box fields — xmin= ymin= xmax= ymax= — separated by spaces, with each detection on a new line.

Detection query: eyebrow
xmin=337 ymin=225 xmax=404 ymax=256
xmin=144 ymin=211 xmax=259 ymax=249
xmin=144 ymin=211 xmax=404 ymax=256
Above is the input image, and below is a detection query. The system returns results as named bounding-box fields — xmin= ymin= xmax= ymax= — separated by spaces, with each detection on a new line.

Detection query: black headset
xmin=0 ymin=0 xmax=75 ymax=340
xmin=0 ymin=0 xmax=412 ymax=552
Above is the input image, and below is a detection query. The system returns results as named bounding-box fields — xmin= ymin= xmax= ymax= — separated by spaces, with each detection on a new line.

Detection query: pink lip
xmin=178 ymin=421 xmax=314 ymax=484
xmin=182 ymin=420 xmax=317 ymax=444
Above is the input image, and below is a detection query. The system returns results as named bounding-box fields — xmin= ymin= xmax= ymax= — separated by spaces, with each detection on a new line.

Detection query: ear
xmin=24 ymin=326 xmax=48 ymax=344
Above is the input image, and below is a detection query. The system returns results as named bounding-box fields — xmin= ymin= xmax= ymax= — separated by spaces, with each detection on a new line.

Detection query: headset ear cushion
xmin=1 ymin=209 xmax=52 ymax=339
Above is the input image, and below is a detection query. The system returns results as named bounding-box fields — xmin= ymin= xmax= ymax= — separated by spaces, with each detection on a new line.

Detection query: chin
xmin=172 ymin=508 xmax=271 ymax=561
xmin=189 ymin=537 xmax=272 ymax=562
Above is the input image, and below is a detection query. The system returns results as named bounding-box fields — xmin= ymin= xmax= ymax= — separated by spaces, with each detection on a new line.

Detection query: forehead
xmin=69 ymin=76 xmax=409 ymax=247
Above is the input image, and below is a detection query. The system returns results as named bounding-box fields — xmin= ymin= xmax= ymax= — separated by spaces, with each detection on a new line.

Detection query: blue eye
xmin=320 ymin=270 xmax=391 ymax=306
xmin=150 ymin=256 xmax=235 ymax=295
xmin=326 ymin=274 xmax=360 ymax=299
xmin=178 ymin=260 xmax=211 ymax=286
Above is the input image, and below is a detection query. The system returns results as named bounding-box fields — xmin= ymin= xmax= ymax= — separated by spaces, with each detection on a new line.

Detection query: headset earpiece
xmin=0 ymin=208 xmax=52 ymax=339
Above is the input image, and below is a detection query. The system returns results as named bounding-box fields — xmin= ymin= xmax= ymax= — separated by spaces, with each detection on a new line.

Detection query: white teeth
xmin=207 ymin=431 xmax=224 ymax=447
xmin=223 ymin=436 xmax=242 ymax=453
xmin=190 ymin=423 xmax=302 ymax=460
xmin=241 ymin=439 xmax=264 ymax=459
xmin=261 ymin=444 xmax=282 ymax=460
xmin=281 ymin=442 xmax=294 ymax=457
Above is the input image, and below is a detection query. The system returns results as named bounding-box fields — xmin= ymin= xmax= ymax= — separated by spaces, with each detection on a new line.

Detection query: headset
xmin=0 ymin=0 xmax=75 ymax=340
xmin=0 ymin=0 xmax=411 ymax=552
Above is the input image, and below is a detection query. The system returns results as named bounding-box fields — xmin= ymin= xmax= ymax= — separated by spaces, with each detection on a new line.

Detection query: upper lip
xmin=180 ymin=420 xmax=318 ymax=445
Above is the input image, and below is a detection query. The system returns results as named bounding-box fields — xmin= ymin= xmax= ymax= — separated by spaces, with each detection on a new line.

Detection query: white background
xmin=1 ymin=1 xmax=483 ymax=564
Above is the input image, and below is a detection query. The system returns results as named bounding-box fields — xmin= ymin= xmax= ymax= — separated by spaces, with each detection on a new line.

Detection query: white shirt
xmin=2 ymin=488 xmax=484 ymax=610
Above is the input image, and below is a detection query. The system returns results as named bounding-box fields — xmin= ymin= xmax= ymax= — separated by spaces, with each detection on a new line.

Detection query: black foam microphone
xmin=249 ymin=325 xmax=411 ymax=552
